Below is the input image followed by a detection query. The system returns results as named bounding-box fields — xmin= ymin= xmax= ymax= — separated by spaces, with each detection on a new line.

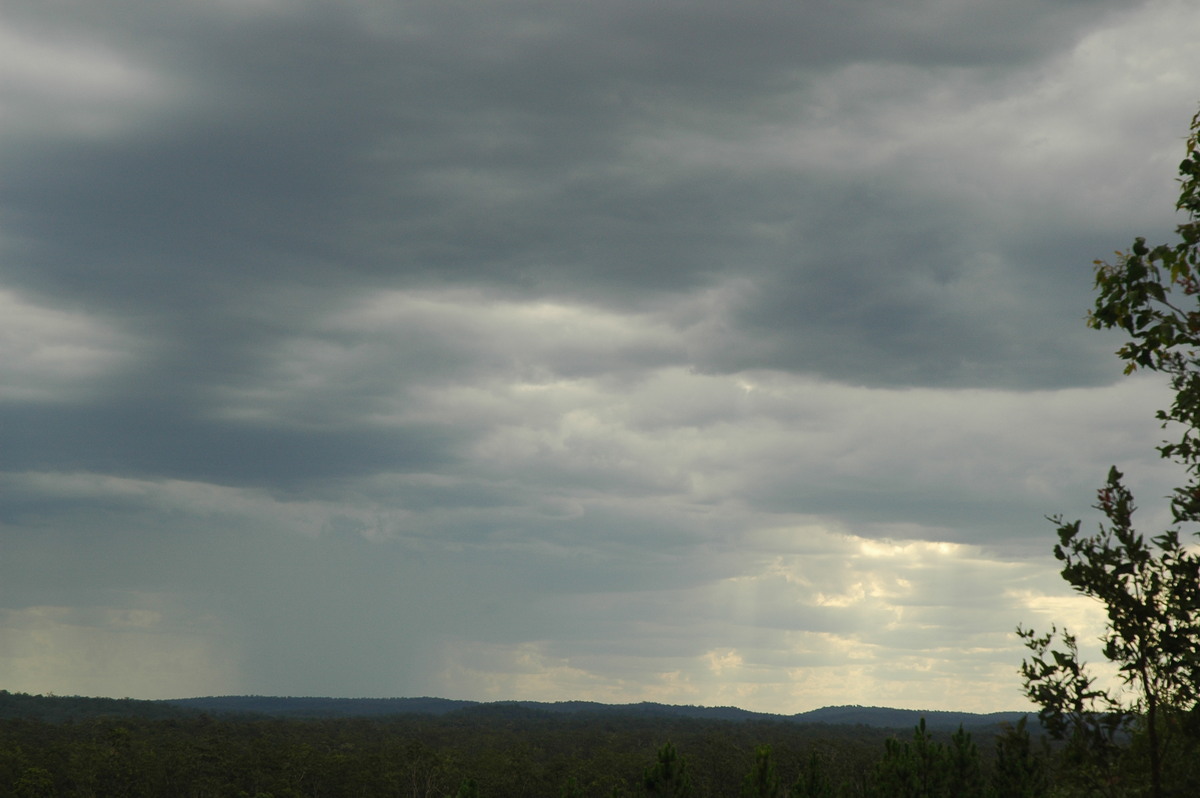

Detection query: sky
xmin=2 ymin=0 xmax=1200 ymax=715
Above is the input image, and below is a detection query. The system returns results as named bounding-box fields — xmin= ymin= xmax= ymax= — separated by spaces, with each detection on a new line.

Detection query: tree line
xmin=0 ymin=698 xmax=1046 ymax=797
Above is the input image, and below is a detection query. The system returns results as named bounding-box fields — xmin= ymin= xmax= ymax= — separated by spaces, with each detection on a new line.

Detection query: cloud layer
xmin=2 ymin=0 xmax=1198 ymax=712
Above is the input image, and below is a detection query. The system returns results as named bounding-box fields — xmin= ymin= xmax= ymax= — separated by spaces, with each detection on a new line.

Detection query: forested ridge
xmin=158 ymin=695 xmax=1027 ymax=731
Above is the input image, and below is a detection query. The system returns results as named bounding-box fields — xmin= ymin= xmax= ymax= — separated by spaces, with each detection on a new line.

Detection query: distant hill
xmin=0 ymin=690 xmax=196 ymax=722
xmin=162 ymin=695 xmax=477 ymax=718
xmin=792 ymin=704 xmax=1030 ymax=732
xmin=158 ymin=695 xmax=1032 ymax=731
xmin=0 ymin=690 xmax=1032 ymax=731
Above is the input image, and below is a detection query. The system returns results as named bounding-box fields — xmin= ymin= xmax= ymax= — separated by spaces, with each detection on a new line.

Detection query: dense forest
xmin=0 ymin=690 xmax=1053 ymax=797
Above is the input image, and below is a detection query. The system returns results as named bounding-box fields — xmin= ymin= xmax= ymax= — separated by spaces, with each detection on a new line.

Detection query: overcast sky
xmin=2 ymin=0 xmax=1199 ymax=714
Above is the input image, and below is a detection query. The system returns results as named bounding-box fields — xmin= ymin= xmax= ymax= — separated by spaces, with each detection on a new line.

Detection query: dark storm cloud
xmin=0 ymin=401 xmax=458 ymax=489
xmin=1 ymin=0 xmax=1192 ymax=710
xmin=0 ymin=0 xmax=1140 ymax=382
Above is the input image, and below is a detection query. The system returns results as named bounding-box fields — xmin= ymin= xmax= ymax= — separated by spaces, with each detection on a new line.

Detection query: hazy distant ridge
xmin=161 ymin=696 xmax=1030 ymax=731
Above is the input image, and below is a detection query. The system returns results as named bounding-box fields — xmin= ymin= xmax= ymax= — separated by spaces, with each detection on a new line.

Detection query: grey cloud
xmin=0 ymin=0 xmax=1190 ymax=710
xmin=0 ymin=402 xmax=460 ymax=491
xmin=0 ymin=0 xmax=1138 ymax=297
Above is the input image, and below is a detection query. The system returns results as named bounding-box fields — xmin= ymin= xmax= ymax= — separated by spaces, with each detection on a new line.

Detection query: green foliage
xmin=12 ymin=766 xmax=55 ymax=798
xmin=788 ymin=751 xmax=834 ymax=798
xmin=1089 ymin=109 xmax=1200 ymax=492
xmin=0 ymin=702 xmax=906 ymax=798
xmin=0 ymin=694 xmax=1073 ymax=797
xmin=1059 ymin=469 xmax=1200 ymax=712
xmin=455 ymin=776 xmax=480 ymax=797
xmin=741 ymin=744 xmax=781 ymax=798
xmin=644 ymin=741 xmax=693 ymax=797
xmin=560 ymin=774 xmax=585 ymax=798
xmin=991 ymin=717 xmax=1048 ymax=798
xmin=1021 ymin=107 xmax=1200 ymax=798
xmin=1017 ymin=618 xmax=1123 ymax=753
xmin=947 ymin=724 xmax=985 ymax=797
xmin=868 ymin=718 xmax=985 ymax=798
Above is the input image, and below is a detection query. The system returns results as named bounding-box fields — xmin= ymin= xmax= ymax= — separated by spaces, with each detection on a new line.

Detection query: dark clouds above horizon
xmin=2 ymin=0 xmax=1198 ymax=712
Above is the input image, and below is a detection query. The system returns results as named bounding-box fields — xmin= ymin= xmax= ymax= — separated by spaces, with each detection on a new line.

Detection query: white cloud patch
xmin=209 ymin=289 xmax=686 ymax=427
xmin=749 ymin=0 xmax=1200 ymax=226
xmin=426 ymin=524 xmax=1117 ymax=713
xmin=0 ymin=289 xmax=139 ymax=401
xmin=0 ymin=17 xmax=168 ymax=140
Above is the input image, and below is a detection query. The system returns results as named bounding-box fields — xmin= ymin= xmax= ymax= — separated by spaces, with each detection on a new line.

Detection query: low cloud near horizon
xmin=2 ymin=0 xmax=1199 ymax=713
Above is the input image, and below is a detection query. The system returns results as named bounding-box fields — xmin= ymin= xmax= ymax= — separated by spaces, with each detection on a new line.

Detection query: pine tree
xmin=644 ymin=741 xmax=693 ymax=797
xmin=741 ymin=745 xmax=781 ymax=798
xmin=788 ymin=751 xmax=835 ymax=798
xmin=992 ymin=717 xmax=1048 ymax=798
